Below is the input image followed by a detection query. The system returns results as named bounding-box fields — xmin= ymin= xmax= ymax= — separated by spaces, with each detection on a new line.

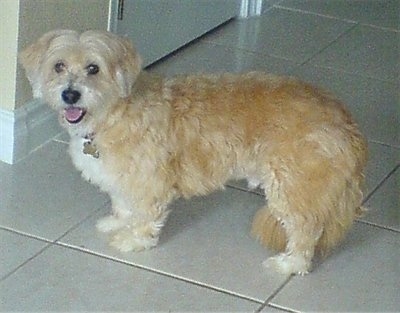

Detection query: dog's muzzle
xmin=62 ymin=88 xmax=86 ymax=124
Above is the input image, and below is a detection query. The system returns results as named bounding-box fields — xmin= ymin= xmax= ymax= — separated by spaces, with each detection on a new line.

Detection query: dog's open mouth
xmin=64 ymin=107 xmax=86 ymax=124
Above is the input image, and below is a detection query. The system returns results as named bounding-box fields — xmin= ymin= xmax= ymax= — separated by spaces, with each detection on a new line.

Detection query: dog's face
xmin=20 ymin=30 xmax=142 ymax=130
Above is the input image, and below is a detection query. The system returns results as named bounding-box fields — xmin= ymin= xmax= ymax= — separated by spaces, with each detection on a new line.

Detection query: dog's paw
xmin=263 ymin=253 xmax=311 ymax=275
xmin=96 ymin=215 xmax=128 ymax=233
xmin=110 ymin=227 xmax=159 ymax=252
xmin=247 ymin=178 xmax=261 ymax=190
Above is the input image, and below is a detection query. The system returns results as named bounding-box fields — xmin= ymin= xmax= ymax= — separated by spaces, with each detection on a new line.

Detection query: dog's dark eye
xmin=86 ymin=64 xmax=99 ymax=75
xmin=54 ymin=62 xmax=65 ymax=73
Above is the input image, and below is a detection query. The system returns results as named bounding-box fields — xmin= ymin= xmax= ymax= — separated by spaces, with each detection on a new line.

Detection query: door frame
xmin=108 ymin=0 xmax=265 ymax=32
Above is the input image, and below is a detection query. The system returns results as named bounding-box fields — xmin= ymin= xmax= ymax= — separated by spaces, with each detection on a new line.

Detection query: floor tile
xmin=0 ymin=244 xmax=259 ymax=311
xmin=363 ymin=166 xmax=400 ymax=231
xmin=365 ymin=143 xmax=400 ymax=195
xmin=279 ymin=0 xmax=400 ymax=30
xmin=0 ymin=229 xmax=48 ymax=279
xmin=310 ymin=25 xmax=399 ymax=82
xmin=0 ymin=141 xmax=109 ymax=240
xmin=149 ymin=41 xmax=296 ymax=76
xmin=203 ymin=7 xmax=354 ymax=63
xmin=291 ymin=65 xmax=399 ymax=147
xmin=271 ymin=222 xmax=400 ymax=312
xmin=60 ymin=187 xmax=290 ymax=302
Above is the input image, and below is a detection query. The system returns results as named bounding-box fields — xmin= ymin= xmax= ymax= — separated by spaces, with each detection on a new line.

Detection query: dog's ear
xmin=19 ymin=29 xmax=77 ymax=98
xmin=113 ymin=36 xmax=143 ymax=98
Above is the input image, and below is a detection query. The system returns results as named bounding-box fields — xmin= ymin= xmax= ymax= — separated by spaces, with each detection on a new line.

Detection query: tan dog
xmin=20 ymin=30 xmax=367 ymax=275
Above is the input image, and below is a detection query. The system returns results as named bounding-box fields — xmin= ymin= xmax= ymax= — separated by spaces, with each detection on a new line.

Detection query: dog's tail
xmin=251 ymin=179 xmax=366 ymax=256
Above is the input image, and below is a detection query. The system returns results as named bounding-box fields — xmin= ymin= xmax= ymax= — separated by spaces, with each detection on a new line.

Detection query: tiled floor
xmin=1 ymin=1 xmax=399 ymax=312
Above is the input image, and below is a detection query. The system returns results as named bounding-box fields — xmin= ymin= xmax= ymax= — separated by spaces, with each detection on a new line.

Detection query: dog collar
xmin=83 ymin=133 xmax=99 ymax=159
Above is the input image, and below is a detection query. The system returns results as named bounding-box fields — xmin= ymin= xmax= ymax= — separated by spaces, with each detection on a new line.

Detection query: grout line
xmin=225 ymin=183 xmax=265 ymax=197
xmin=362 ymin=164 xmax=400 ymax=205
xmin=273 ymin=5 xmax=358 ymax=24
xmin=0 ymin=243 xmax=53 ymax=282
xmin=273 ymin=4 xmax=400 ymax=32
xmin=355 ymin=219 xmax=400 ymax=234
xmin=369 ymin=139 xmax=400 ymax=150
xmin=54 ymin=205 xmax=108 ymax=241
xmin=300 ymin=62 xmax=398 ymax=84
xmin=52 ymin=137 xmax=69 ymax=145
xmin=0 ymin=199 xmax=108 ymax=245
xmin=261 ymin=3 xmax=279 ymax=15
xmin=254 ymin=274 xmax=293 ymax=313
xmin=298 ymin=22 xmax=358 ymax=67
xmin=0 ymin=205 xmax=108 ymax=281
xmin=159 ymin=26 xmax=397 ymax=85
xmin=201 ymin=39 xmax=297 ymax=65
xmin=271 ymin=7 xmax=398 ymax=80
xmin=266 ymin=303 xmax=301 ymax=313
xmin=205 ymin=40 xmax=302 ymax=67
xmin=0 ymin=227 xmax=55 ymax=282
xmin=355 ymin=22 xmax=400 ymax=33
xmin=53 ymin=240 xmax=264 ymax=305
xmin=0 ymin=226 xmax=55 ymax=244
xmin=11 ymin=137 xmax=56 ymax=165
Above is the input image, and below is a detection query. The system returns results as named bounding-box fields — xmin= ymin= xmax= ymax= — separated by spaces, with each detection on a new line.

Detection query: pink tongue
xmin=64 ymin=107 xmax=84 ymax=123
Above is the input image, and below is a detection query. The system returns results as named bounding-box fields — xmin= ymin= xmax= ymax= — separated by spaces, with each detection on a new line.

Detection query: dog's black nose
xmin=62 ymin=88 xmax=81 ymax=105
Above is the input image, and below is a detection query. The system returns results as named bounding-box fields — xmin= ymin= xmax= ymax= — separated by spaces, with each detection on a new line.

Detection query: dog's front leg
xmin=108 ymin=202 xmax=170 ymax=252
xmin=96 ymin=194 xmax=134 ymax=233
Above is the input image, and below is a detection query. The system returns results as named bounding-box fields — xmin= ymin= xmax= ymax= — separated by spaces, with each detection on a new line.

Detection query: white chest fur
xmin=68 ymin=136 xmax=108 ymax=189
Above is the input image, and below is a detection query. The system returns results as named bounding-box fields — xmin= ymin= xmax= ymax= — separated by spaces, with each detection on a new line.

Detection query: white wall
xmin=0 ymin=1 xmax=20 ymax=111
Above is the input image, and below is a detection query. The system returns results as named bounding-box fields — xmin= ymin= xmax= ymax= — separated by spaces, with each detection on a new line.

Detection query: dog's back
xmin=161 ymin=72 xmax=366 ymax=195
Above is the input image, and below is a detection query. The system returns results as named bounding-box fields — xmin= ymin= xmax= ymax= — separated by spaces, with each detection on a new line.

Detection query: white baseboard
xmin=0 ymin=100 xmax=62 ymax=164
xmin=239 ymin=0 xmax=263 ymax=18
xmin=0 ymin=109 xmax=15 ymax=164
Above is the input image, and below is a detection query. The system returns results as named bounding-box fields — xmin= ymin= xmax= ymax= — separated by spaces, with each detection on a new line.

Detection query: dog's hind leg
xmin=251 ymin=164 xmax=327 ymax=275
xmin=252 ymin=155 xmax=363 ymax=275
xmin=265 ymin=212 xmax=322 ymax=275
xmin=252 ymin=203 xmax=323 ymax=275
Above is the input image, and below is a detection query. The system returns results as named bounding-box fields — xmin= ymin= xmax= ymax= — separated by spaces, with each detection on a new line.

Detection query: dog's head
xmin=20 ymin=30 xmax=142 ymax=128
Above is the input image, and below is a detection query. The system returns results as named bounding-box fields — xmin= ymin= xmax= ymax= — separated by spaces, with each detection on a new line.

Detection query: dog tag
xmin=83 ymin=141 xmax=99 ymax=158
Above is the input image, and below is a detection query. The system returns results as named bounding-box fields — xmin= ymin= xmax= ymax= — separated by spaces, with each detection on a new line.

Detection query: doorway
xmin=110 ymin=0 xmax=240 ymax=66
